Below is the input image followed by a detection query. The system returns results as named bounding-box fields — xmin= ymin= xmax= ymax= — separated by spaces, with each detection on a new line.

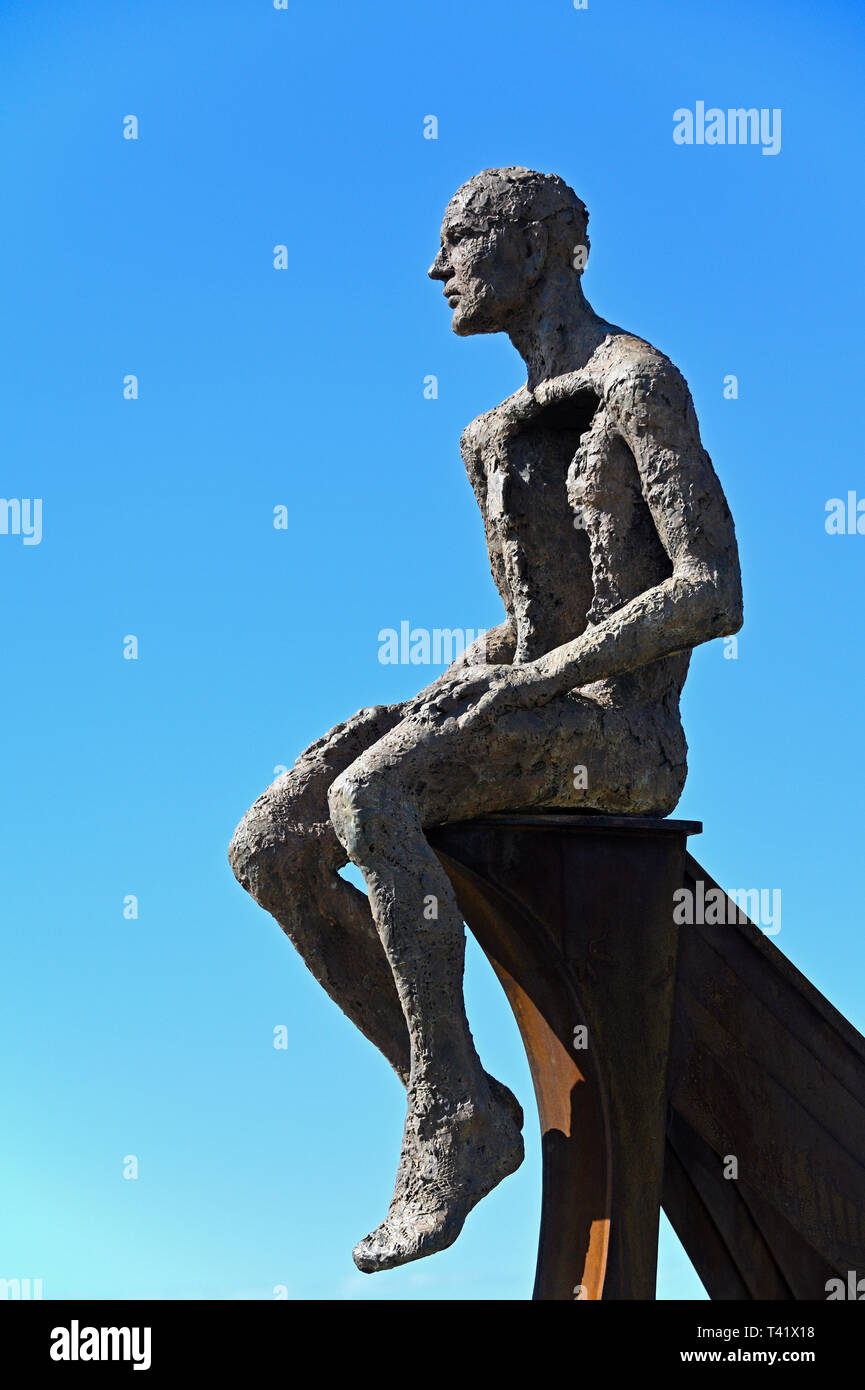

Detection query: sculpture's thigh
xmin=332 ymin=693 xmax=682 ymax=832
xmin=229 ymin=702 xmax=405 ymax=907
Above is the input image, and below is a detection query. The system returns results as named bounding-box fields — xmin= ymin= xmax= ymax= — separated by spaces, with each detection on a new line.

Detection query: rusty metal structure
xmin=429 ymin=813 xmax=865 ymax=1300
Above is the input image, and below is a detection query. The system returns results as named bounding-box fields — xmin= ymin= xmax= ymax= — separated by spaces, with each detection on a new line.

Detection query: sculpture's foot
xmin=352 ymin=1080 xmax=524 ymax=1273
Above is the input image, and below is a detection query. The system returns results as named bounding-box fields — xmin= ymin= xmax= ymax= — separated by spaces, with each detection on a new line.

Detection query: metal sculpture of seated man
xmin=228 ymin=166 xmax=743 ymax=1274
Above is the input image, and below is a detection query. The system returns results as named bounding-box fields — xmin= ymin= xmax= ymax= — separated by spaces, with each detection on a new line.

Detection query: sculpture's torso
xmin=460 ymin=337 xmax=691 ymax=719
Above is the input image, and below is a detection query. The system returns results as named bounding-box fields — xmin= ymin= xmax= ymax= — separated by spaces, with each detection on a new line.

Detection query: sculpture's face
xmin=428 ymin=196 xmax=543 ymax=336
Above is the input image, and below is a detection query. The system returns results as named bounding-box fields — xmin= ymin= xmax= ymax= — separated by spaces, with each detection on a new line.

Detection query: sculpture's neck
xmin=508 ymin=277 xmax=613 ymax=392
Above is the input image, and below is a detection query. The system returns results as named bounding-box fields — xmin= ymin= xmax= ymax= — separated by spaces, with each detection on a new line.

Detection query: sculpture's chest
xmin=483 ymin=432 xmax=564 ymax=527
xmin=477 ymin=393 xmax=607 ymax=534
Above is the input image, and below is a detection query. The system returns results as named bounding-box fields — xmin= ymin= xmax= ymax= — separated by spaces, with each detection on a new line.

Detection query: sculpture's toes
xmin=352 ymin=1207 xmax=465 ymax=1274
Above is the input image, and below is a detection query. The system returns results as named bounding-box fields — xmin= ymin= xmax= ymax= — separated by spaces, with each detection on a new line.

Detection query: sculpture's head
xmin=428 ymin=166 xmax=590 ymax=336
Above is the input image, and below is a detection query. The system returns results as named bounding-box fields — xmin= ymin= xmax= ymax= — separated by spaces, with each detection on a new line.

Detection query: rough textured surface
xmin=229 ymin=167 xmax=743 ymax=1273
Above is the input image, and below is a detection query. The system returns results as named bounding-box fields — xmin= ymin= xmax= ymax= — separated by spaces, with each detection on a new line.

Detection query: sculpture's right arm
xmin=528 ymin=358 xmax=743 ymax=697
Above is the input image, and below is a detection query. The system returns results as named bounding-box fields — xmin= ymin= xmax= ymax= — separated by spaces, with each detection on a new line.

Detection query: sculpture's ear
xmin=523 ymin=222 xmax=548 ymax=281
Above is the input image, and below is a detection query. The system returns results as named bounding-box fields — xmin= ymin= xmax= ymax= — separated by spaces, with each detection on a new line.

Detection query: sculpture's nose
xmin=428 ymin=248 xmax=450 ymax=281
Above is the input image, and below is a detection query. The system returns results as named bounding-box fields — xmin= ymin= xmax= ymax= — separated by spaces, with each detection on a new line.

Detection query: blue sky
xmin=1 ymin=0 xmax=863 ymax=1300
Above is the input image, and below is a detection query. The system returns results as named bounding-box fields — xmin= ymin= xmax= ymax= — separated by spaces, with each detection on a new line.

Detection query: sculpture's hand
xmin=466 ymin=663 xmax=562 ymax=720
xmin=405 ymin=662 xmax=560 ymax=722
xmin=402 ymin=664 xmax=502 ymax=719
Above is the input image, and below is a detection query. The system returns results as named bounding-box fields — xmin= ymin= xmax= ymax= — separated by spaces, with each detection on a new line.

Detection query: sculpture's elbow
xmin=724 ymin=587 xmax=744 ymax=637
xmin=675 ymin=566 xmax=743 ymax=644
xmin=702 ymin=570 xmax=743 ymax=640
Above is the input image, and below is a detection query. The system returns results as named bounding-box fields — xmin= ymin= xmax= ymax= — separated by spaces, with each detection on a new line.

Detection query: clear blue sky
xmin=1 ymin=0 xmax=863 ymax=1301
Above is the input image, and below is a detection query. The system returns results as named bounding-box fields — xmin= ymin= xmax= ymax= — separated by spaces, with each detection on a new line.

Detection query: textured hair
xmin=446 ymin=166 xmax=590 ymax=268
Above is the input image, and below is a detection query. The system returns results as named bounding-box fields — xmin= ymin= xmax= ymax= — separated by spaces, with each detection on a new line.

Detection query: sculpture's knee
xmin=327 ymin=768 xmax=396 ymax=867
xmin=228 ymin=798 xmax=276 ymax=902
xmin=228 ymin=786 xmax=304 ymax=910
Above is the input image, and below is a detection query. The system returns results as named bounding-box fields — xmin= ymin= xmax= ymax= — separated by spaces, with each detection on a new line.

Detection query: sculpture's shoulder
xmin=588 ymin=332 xmax=697 ymax=427
xmin=459 ymin=384 xmax=537 ymax=464
xmin=583 ymin=332 xmax=738 ymax=566
xmin=458 ymin=333 xmax=700 ymax=468
xmin=525 ymin=333 xmax=694 ymax=438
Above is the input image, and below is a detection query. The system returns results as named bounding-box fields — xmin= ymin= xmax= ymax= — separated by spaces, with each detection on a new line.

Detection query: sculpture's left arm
xmin=533 ymin=358 xmax=743 ymax=694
